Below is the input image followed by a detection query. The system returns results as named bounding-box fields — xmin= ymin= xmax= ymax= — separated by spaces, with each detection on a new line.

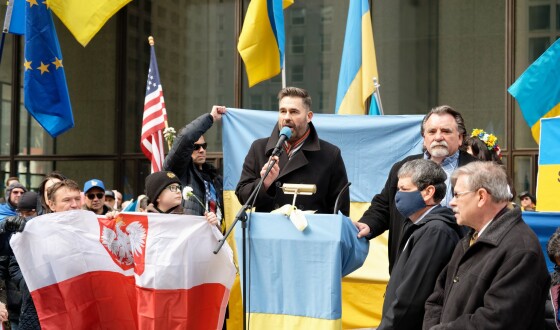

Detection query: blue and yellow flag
xmin=49 ymin=0 xmax=132 ymax=46
xmin=508 ymin=38 xmax=560 ymax=144
xmin=237 ymin=0 xmax=293 ymax=87
xmin=221 ymin=109 xmax=423 ymax=328
xmin=335 ymin=0 xmax=378 ymax=115
xmin=536 ymin=117 xmax=560 ymax=211
xmin=24 ymin=0 xmax=73 ymax=138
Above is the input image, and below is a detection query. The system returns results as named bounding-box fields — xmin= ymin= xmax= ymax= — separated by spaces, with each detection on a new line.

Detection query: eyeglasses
xmin=453 ymin=191 xmax=474 ymax=199
xmin=86 ymin=192 xmax=105 ymax=200
xmin=166 ymin=184 xmax=182 ymax=193
xmin=11 ymin=190 xmax=25 ymax=195
xmin=193 ymin=143 xmax=207 ymax=151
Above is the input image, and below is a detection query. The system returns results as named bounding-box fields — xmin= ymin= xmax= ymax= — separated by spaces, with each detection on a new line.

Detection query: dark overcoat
xmin=235 ymin=122 xmax=350 ymax=215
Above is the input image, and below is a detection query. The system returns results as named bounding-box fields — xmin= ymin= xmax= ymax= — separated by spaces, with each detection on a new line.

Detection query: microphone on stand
xmin=267 ymin=127 xmax=292 ymax=157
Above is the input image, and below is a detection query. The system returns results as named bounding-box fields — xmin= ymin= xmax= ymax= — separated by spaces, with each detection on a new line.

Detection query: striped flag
xmin=11 ymin=210 xmax=236 ymax=329
xmin=335 ymin=0 xmax=378 ymax=115
xmin=141 ymin=42 xmax=167 ymax=173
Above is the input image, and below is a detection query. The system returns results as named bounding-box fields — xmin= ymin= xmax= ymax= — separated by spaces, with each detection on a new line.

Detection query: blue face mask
xmin=395 ymin=190 xmax=426 ymax=218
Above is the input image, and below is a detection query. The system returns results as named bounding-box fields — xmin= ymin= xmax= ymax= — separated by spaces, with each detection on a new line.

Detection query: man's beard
xmin=429 ymin=141 xmax=450 ymax=158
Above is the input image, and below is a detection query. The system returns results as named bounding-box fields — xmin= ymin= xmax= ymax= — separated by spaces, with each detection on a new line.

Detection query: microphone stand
xmin=214 ymin=155 xmax=279 ymax=330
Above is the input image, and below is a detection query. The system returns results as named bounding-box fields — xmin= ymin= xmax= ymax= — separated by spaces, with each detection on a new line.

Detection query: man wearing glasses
xmin=82 ymin=179 xmax=112 ymax=215
xmin=164 ymin=105 xmax=226 ymax=231
xmin=423 ymin=161 xmax=549 ymax=329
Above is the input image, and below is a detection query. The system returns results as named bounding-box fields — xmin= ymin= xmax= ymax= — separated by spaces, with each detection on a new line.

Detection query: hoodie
xmin=378 ymin=205 xmax=463 ymax=330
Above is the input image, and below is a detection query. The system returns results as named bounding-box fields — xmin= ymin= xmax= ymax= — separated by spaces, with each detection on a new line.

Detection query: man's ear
xmin=422 ymin=185 xmax=436 ymax=202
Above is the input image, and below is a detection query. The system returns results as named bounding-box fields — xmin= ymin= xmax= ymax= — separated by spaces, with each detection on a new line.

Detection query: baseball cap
xmin=83 ymin=179 xmax=106 ymax=193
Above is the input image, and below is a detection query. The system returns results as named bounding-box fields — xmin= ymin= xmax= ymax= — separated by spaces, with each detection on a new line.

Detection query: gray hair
xmin=421 ymin=105 xmax=467 ymax=140
xmin=450 ymin=161 xmax=512 ymax=203
xmin=398 ymin=159 xmax=447 ymax=204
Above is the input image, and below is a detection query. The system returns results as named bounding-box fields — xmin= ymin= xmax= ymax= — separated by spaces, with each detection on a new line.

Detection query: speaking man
xmin=235 ymin=87 xmax=350 ymax=215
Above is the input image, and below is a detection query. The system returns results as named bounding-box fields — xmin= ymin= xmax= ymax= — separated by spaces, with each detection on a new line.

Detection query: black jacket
xmin=164 ymin=114 xmax=224 ymax=218
xmin=235 ymin=122 xmax=350 ymax=215
xmin=378 ymin=206 xmax=462 ymax=330
xmin=423 ymin=207 xmax=550 ymax=330
xmin=358 ymin=151 xmax=477 ymax=274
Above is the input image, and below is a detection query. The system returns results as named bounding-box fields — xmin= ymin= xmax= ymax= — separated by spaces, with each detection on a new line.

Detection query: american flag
xmin=141 ymin=43 xmax=167 ymax=173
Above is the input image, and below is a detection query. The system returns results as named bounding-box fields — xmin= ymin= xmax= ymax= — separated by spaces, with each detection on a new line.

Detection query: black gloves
xmin=0 ymin=216 xmax=26 ymax=233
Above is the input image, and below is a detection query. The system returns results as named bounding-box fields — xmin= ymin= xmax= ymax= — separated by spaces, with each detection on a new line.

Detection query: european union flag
xmin=24 ymin=0 xmax=73 ymax=138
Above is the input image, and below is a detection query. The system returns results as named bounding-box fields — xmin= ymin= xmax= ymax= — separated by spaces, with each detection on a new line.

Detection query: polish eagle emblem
xmin=101 ymin=220 xmax=146 ymax=267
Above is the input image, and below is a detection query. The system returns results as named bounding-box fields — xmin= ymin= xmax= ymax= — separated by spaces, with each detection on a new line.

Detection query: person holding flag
xmin=163 ymin=106 xmax=226 ymax=233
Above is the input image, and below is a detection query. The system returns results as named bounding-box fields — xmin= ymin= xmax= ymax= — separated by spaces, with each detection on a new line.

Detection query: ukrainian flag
xmin=335 ymin=0 xmax=378 ymax=115
xmin=49 ymin=0 xmax=132 ymax=46
xmin=221 ymin=109 xmax=423 ymax=328
xmin=508 ymin=38 xmax=560 ymax=144
xmin=238 ymin=0 xmax=294 ymax=87
xmin=536 ymin=117 xmax=560 ymax=211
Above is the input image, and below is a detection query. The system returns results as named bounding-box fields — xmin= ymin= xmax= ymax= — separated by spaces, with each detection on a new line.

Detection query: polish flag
xmin=10 ymin=210 xmax=236 ymax=329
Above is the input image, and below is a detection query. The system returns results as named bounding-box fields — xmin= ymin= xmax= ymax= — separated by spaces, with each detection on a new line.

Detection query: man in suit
xmin=355 ymin=105 xmax=477 ymax=273
xmin=235 ymin=86 xmax=350 ymax=215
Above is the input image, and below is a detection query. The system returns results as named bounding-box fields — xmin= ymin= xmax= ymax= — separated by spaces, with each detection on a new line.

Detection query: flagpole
xmin=0 ymin=0 xmax=15 ymax=65
xmin=281 ymin=57 xmax=286 ymax=88
xmin=148 ymin=36 xmax=172 ymax=151
xmin=373 ymin=77 xmax=384 ymax=115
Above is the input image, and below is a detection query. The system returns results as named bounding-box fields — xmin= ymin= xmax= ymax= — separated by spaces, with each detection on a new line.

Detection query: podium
xmin=234 ymin=213 xmax=369 ymax=329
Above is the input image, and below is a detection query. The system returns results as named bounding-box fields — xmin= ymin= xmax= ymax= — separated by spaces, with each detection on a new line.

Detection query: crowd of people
xmin=0 ymin=86 xmax=554 ymax=329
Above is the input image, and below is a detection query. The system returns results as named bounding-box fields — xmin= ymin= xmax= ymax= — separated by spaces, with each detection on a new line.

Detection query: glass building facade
xmin=0 ymin=0 xmax=546 ymax=201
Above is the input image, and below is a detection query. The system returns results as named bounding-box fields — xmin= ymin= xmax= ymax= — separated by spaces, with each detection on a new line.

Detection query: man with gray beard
xmin=354 ymin=105 xmax=477 ymax=274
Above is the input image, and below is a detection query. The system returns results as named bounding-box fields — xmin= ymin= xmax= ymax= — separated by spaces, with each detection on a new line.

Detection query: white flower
xmin=182 ymin=186 xmax=194 ymax=200
xmin=182 ymin=186 xmax=206 ymax=211
xmin=163 ymin=127 xmax=176 ymax=143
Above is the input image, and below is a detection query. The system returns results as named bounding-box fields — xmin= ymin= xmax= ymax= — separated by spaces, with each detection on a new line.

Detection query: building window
xmin=321 ymin=6 xmax=333 ymax=24
xmin=292 ymin=8 xmax=306 ymax=25
xmin=250 ymin=95 xmax=263 ymax=110
xmin=321 ymin=33 xmax=331 ymax=53
xmin=291 ymin=35 xmax=305 ymax=54
xmin=291 ymin=65 xmax=304 ymax=82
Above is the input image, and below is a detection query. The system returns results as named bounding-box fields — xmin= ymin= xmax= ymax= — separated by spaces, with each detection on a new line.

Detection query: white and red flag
xmin=141 ymin=42 xmax=168 ymax=173
xmin=11 ymin=210 xmax=236 ymax=329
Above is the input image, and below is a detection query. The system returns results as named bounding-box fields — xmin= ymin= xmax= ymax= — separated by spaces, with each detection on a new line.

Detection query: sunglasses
xmin=193 ymin=143 xmax=207 ymax=151
xmin=166 ymin=184 xmax=182 ymax=193
xmin=86 ymin=192 xmax=105 ymax=200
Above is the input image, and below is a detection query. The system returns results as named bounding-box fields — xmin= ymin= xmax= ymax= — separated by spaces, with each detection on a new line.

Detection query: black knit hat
xmin=17 ymin=191 xmax=38 ymax=211
xmin=145 ymin=171 xmax=181 ymax=206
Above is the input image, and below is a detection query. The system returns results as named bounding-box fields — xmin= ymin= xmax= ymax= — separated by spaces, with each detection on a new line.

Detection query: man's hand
xmin=261 ymin=156 xmax=280 ymax=190
xmin=210 ymin=105 xmax=227 ymax=122
xmin=0 ymin=216 xmax=27 ymax=233
xmin=354 ymin=221 xmax=371 ymax=238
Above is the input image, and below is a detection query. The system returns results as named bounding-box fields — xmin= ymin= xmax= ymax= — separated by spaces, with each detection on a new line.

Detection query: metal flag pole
xmin=373 ymin=77 xmax=384 ymax=115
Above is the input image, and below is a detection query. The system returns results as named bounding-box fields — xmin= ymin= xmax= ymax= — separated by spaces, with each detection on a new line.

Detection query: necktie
xmin=469 ymin=231 xmax=479 ymax=247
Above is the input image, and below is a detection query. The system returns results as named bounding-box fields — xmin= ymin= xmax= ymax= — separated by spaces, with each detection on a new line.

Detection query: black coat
xmin=358 ymin=151 xmax=477 ymax=274
xmin=235 ymin=122 xmax=350 ymax=215
xmin=378 ymin=206 xmax=462 ymax=330
xmin=164 ymin=114 xmax=224 ymax=218
xmin=423 ymin=207 xmax=550 ymax=330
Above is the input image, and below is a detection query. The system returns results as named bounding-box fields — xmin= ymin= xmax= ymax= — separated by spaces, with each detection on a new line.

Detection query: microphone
xmin=268 ymin=127 xmax=292 ymax=157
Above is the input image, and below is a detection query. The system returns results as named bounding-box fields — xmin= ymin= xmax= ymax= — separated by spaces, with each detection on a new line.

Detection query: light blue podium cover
xmin=234 ymin=212 xmax=369 ymax=321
